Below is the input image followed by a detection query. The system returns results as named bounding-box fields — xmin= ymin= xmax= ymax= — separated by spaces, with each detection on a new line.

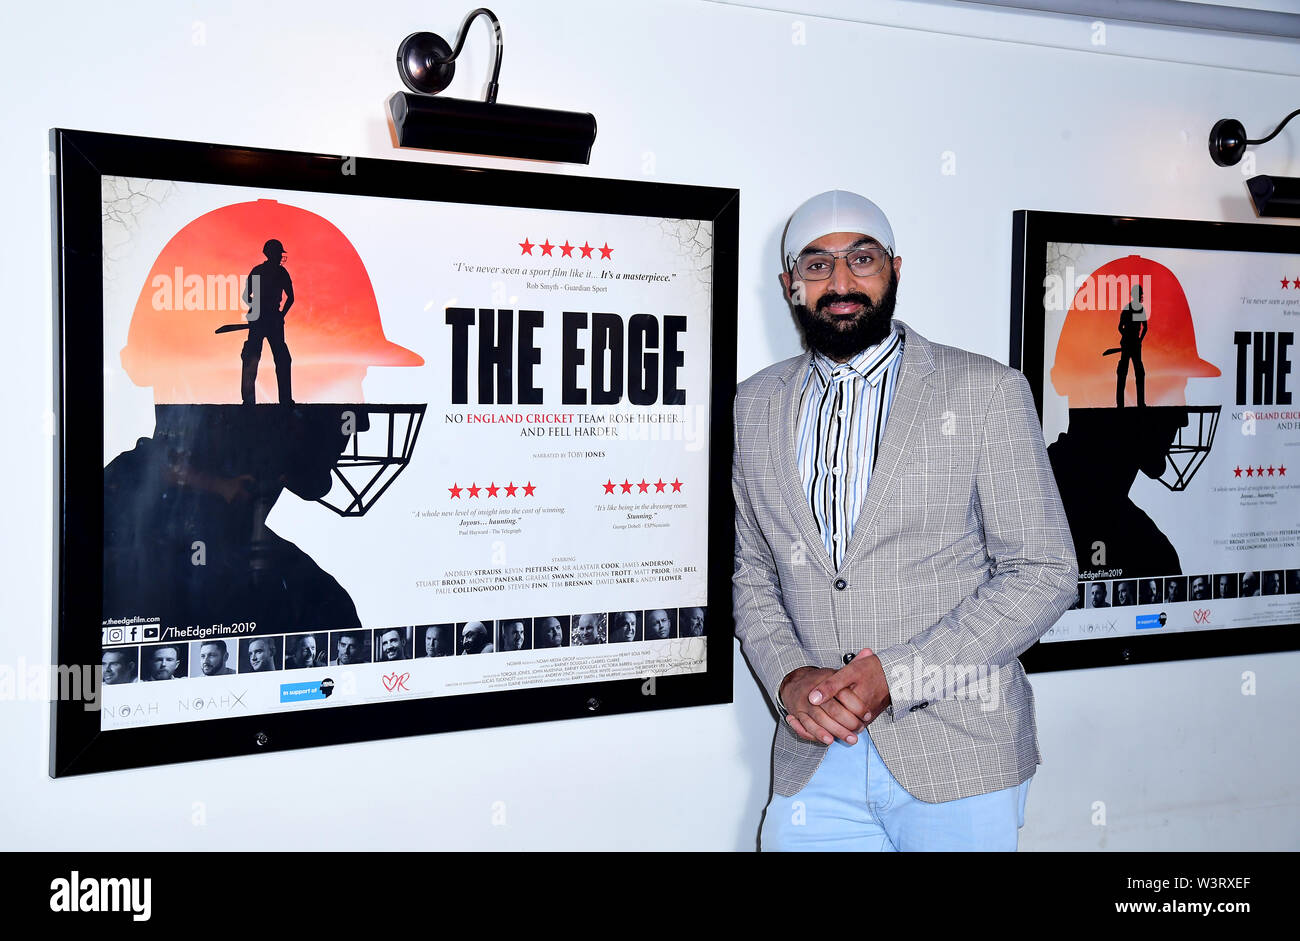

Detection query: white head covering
xmin=782 ymin=189 xmax=896 ymax=269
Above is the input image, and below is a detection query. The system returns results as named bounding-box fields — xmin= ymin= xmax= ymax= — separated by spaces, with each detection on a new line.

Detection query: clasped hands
xmin=779 ymin=648 xmax=891 ymax=747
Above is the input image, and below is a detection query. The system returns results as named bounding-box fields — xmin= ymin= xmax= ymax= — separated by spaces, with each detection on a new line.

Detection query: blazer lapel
xmin=837 ymin=319 xmax=936 ymax=570
xmin=768 ymin=351 xmax=836 ymax=575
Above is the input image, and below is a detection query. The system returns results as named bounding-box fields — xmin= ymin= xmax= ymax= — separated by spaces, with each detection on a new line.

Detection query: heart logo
xmin=382 ymin=672 xmax=410 ymax=692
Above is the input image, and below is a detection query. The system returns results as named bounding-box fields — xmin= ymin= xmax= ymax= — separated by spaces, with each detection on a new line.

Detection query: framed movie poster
xmin=50 ymin=128 xmax=737 ymax=775
xmin=1012 ymin=209 xmax=1300 ymax=671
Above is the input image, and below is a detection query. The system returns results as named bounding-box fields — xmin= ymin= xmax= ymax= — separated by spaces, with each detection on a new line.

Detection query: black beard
xmin=794 ymin=270 xmax=898 ymax=360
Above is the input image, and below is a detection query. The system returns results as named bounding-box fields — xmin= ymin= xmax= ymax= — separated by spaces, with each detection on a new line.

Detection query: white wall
xmin=2 ymin=0 xmax=1297 ymax=850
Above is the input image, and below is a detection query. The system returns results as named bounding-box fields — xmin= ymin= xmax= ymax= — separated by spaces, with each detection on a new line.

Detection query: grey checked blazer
xmin=732 ymin=318 xmax=1079 ymax=802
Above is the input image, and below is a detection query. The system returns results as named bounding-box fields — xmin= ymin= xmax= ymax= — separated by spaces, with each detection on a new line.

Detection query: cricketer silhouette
xmin=103 ymin=405 xmax=368 ymax=632
xmin=214 ymin=238 xmax=294 ymax=405
xmin=1105 ymin=284 xmax=1148 ymax=408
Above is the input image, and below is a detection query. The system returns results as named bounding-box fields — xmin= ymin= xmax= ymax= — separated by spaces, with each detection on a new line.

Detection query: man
xmin=1190 ymin=575 xmax=1210 ymax=601
xmin=246 ymin=637 xmax=278 ymax=672
xmin=1114 ymin=581 xmax=1135 ymax=607
xmin=144 ymin=645 xmax=183 ymax=682
xmin=422 ymin=624 xmax=453 ymax=657
xmin=610 ymin=611 xmax=639 ymax=643
xmin=1240 ymin=571 xmax=1260 ymax=597
xmin=733 ymin=190 xmax=1077 ymax=852
xmin=535 ymin=617 xmax=566 ymax=649
xmin=241 ymin=238 xmax=295 ymax=405
xmin=681 ymin=607 xmax=705 ymax=638
xmin=101 ymin=650 xmax=138 ymax=685
xmin=287 ymin=633 xmax=324 ymax=669
xmin=646 ymin=609 xmax=674 ymax=640
xmin=1088 ymin=581 xmax=1111 ymax=608
xmin=572 ymin=614 xmax=603 ymax=646
xmin=1263 ymin=571 xmax=1283 ymax=596
xmin=331 ymin=631 xmax=369 ymax=666
xmin=498 ymin=620 xmax=529 ymax=651
xmin=377 ymin=628 xmax=409 ymax=661
xmin=197 ymin=640 xmax=236 ymax=676
xmin=459 ymin=621 xmax=494 ymax=655
xmin=1115 ymin=283 xmax=1148 ymax=407
xmin=1165 ymin=577 xmax=1186 ymax=603
xmin=1139 ymin=578 xmax=1161 ymax=606
xmin=1215 ymin=574 xmax=1238 ymax=599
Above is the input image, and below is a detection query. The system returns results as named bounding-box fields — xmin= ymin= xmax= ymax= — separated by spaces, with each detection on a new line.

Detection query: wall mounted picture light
xmin=387 ymin=7 xmax=597 ymax=163
xmin=1209 ymin=108 xmax=1300 ymax=218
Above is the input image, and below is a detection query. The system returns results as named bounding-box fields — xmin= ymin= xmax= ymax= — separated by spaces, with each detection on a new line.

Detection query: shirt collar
xmin=810 ymin=321 xmax=904 ymax=386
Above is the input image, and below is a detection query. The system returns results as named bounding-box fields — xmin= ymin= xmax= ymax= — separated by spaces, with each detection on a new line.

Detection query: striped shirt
xmin=795 ymin=324 xmax=905 ymax=570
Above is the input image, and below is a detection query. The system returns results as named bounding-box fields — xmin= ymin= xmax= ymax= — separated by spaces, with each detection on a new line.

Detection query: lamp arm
xmin=1248 ymin=107 xmax=1300 ymax=146
xmin=433 ymin=7 xmax=503 ymax=103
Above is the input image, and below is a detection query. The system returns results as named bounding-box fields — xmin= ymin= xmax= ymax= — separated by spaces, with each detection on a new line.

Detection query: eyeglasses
xmin=790 ymin=246 xmax=890 ymax=281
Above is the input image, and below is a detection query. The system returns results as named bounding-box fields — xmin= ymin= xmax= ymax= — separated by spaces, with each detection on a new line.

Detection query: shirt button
xmin=834 ymin=578 xmax=847 ymax=591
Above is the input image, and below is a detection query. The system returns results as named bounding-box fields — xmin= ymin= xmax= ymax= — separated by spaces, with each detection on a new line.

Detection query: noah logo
xmin=49 ymin=871 xmax=151 ymax=921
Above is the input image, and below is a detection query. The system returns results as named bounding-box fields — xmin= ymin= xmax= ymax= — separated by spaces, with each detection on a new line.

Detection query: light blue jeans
xmin=760 ymin=732 xmax=1031 ymax=851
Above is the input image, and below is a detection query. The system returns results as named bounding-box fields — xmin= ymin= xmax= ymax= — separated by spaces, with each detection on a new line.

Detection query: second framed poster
xmin=1012 ymin=209 xmax=1300 ymax=671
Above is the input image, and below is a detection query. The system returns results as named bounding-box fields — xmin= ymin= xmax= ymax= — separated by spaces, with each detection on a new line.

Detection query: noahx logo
xmin=49 ymin=871 xmax=151 ymax=921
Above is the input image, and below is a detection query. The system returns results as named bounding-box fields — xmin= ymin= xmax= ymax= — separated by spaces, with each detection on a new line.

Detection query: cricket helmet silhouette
xmin=1050 ymin=255 xmax=1221 ymax=491
xmin=122 ymin=198 xmax=422 ymax=403
xmin=119 ymin=199 xmax=426 ymax=515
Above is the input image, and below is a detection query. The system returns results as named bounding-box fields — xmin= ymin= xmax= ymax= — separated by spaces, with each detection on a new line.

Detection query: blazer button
xmin=909 ymin=700 xmax=930 ymax=712
xmin=834 ymin=578 xmax=847 ymax=591
xmin=842 ymin=652 xmax=855 ymax=665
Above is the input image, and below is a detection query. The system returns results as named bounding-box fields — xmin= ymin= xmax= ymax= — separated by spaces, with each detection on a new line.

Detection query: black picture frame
xmin=50 ymin=128 xmax=738 ymax=776
xmin=1011 ymin=209 xmax=1300 ymax=672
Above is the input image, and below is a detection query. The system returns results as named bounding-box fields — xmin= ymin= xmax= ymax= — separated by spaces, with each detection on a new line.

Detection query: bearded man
xmin=732 ymin=189 xmax=1077 ymax=851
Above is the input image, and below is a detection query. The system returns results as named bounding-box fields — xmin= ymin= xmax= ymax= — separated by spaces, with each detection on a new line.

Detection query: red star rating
xmin=1283 ymin=278 xmax=1292 ymax=289
xmin=451 ymin=480 xmax=530 ymax=498
xmin=1237 ymin=464 xmax=1288 ymax=478
xmin=603 ymin=475 xmax=684 ymax=497
xmin=520 ymin=238 xmax=614 ymax=261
